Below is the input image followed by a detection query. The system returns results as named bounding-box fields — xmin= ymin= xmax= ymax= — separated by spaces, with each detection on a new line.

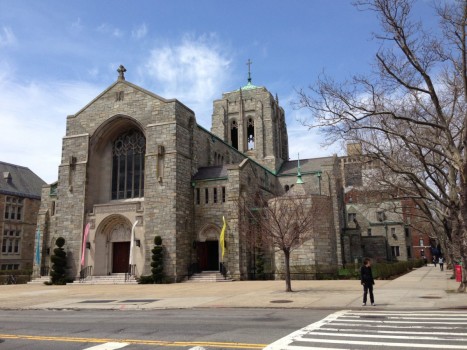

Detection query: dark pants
xmin=440 ymin=263 xmax=444 ymax=271
xmin=363 ymin=283 xmax=374 ymax=304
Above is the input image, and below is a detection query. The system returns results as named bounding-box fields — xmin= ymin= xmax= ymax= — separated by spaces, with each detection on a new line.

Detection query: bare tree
xmin=297 ymin=0 xmax=467 ymax=290
xmin=238 ymin=189 xmax=325 ymax=292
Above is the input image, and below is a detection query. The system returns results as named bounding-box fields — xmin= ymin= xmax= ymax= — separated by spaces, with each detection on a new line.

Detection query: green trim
xmin=193 ymin=177 xmax=228 ymax=183
xmin=278 ymin=171 xmax=322 ymax=177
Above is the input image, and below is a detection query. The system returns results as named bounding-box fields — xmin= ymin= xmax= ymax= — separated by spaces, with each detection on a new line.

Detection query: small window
xmin=405 ymin=227 xmax=410 ymax=237
xmin=377 ymin=211 xmax=385 ymax=222
xmin=284 ymin=185 xmax=290 ymax=192
xmin=407 ymin=246 xmax=412 ymax=258
xmin=419 ymin=238 xmax=424 ymax=246
xmin=213 ymin=188 xmax=218 ymax=204
xmin=367 ymin=228 xmax=372 ymax=236
xmin=222 ymin=187 xmax=226 ymax=203
xmin=205 ymin=188 xmax=209 ymax=204
xmin=391 ymin=246 xmax=400 ymax=257
xmin=13 ymin=239 xmax=19 ymax=253
xmin=196 ymin=188 xmax=200 ymax=205
xmin=348 ymin=213 xmax=357 ymax=223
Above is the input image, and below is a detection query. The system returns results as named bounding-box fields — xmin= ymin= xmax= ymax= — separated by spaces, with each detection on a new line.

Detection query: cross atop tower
xmin=117 ymin=65 xmax=127 ymax=81
xmin=246 ymin=59 xmax=253 ymax=83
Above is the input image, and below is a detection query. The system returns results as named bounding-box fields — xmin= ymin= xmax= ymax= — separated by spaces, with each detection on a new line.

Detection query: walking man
xmin=439 ymin=256 xmax=444 ymax=271
xmin=361 ymin=258 xmax=375 ymax=306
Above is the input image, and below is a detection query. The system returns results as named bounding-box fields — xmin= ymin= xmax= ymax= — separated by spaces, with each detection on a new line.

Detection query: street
xmin=0 ymin=308 xmax=330 ymax=350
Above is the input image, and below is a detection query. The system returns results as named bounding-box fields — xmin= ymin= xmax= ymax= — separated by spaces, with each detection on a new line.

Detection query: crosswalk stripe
xmin=333 ymin=318 xmax=467 ymax=325
xmin=327 ymin=322 xmax=467 ymax=330
xmin=320 ymin=327 xmax=467 ymax=336
xmin=305 ymin=330 xmax=467 ymax=341
xmin=343 ymin=315 xmax=467 ymax=321
xmin=294 ymin=336 xmax=467 ymax=349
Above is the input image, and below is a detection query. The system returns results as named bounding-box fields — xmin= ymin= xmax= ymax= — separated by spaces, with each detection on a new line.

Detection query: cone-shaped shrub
xmin=50 ymin=237 xmax=67 ymax=285
xmin=151 ymin=235 xmax=163 ymax=283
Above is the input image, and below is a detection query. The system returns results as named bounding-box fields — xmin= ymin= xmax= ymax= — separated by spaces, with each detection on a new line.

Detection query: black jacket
xmin=360 ymin=265 xmax=374 ymax=285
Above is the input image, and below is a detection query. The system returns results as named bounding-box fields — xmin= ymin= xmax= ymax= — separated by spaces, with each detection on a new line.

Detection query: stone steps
xmin=27 ymin=276 xmax=51 ymax=285
xmin=186 ymin=271 xmax=232 ymax=282
xmin=73 ymin=273 xmax=138 ymax=285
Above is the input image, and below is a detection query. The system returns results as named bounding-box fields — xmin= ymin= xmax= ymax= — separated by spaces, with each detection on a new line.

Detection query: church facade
xmin=33 ymin=66 xmax=344 ymax=282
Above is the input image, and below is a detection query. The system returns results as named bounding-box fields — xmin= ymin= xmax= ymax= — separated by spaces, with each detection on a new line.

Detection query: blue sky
xmin=0 ymin=0 xmax=436 ymax=183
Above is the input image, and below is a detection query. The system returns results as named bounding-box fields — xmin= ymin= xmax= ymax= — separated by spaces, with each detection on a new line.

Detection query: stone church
xmin=33 ymin=65 xmax=344 ymax=282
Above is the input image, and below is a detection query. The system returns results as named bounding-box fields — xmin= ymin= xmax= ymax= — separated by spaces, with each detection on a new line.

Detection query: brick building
xmin=0 ymin=162 xmax=45 ymax=271
xmin=33 ymin=67 xmax=344 ymax=281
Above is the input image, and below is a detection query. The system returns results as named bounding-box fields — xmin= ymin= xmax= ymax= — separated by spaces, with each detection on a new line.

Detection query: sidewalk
xmin=0 ymin=266 xmax=464 ymax=311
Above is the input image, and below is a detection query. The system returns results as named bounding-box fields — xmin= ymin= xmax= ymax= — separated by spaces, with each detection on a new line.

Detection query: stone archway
xmin=94 ymin=215 xmax=132 ymax=275
xmin=197 ymin=224 xmax=221 ymax=271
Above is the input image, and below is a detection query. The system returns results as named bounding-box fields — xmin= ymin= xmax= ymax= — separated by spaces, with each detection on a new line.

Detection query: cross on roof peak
xmin=117 ymin=65 xmax=127 ymax=81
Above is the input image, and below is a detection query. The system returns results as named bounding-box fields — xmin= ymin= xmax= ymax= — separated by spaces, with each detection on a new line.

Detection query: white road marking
xmin=295 ymin=336 xmax=467 ymax=349
xmin=264 ymin=310 xmax=467 ymax=350
xmin=83 ymin=342 xmax=129 ymax=350
xmin=307 ymin=330 xmax=467 ymax=342
xmin=263 ymin=310 xmax=349 ymax=350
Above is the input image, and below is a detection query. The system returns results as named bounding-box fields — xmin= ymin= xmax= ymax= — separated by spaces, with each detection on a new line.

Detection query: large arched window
xmin=111 ymin=129 xmax=145 ymax=200
xmin=231 ymin=120 xmax=239 ymax=150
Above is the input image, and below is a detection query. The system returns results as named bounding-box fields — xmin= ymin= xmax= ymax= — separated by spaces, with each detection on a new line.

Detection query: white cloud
xmin=0 ymin=26 xmax=17 ymax=47
xmin=97 ymin=23 xmax=123 ymax=38
xmin=71 ymin=18 xmax=83 ymax=33
xmin=143 ymin=34 xmax=232 ymax=126
xmin=132 ymin=23 xmax=147 ymax=39
xmin=0 ymin=74 xmax=102 ymax=183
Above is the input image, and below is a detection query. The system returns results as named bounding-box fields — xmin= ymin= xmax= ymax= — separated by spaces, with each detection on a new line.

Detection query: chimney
xmin=347 ymin=143 xmax=362 ymax=156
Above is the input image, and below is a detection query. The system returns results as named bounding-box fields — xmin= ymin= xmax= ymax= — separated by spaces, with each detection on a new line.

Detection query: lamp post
xmin=385 ymin=224 xmax=390 ymax=261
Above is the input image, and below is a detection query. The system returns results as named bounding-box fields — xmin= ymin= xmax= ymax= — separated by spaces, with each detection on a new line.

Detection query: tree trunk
xmin=284 ymin=249 xmax=292 ymax=292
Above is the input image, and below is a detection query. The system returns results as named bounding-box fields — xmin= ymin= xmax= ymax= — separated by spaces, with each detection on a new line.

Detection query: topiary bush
xmin=151 ymin=235 xmax=163 ymax=284
xmin=255 ymin=248 xmax=265 ymax=280
xmin=50 ymin=237 xmax=68 ymax=285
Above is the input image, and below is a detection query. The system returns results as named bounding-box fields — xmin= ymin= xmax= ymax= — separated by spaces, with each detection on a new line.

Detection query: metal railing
xmin=79 ymin=265 xmax=92 ymax=282
xmin=125 ymin=264 xmax=136 ymax=282
xmin=40 ymin=267 xmax=50 ymax=277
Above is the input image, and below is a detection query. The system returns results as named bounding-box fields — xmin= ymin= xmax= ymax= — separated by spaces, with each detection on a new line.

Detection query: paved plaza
xmin=0 ymin=266 xmax=464 ymax=311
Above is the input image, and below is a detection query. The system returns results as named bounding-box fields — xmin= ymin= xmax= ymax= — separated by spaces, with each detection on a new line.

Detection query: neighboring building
xmin=33 ymin=67 xmax=344 ymax=282
xmin=340 ymin=143 xmax=432 ymax=263
xmin=0 ymin=162 xmax=45 ymax=271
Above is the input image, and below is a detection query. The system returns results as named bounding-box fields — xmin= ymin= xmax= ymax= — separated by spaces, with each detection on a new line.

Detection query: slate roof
xmin=0 ymin=162 xmax=46 ymax=199
xmin=192 ymin=166 xmax=228 ymax=181
xmin=278 ymin=156 xmax=335 ymax=176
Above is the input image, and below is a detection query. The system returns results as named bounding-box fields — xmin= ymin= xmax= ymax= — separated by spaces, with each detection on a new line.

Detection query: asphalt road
xmin=0 ymin=308 xmax=331 ymax=350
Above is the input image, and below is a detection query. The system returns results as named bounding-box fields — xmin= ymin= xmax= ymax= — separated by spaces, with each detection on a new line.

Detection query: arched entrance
xmin=94 ymin=215 xmax=132 ymax=275
xmin=197 ymin=224 xmax=221 ymax=271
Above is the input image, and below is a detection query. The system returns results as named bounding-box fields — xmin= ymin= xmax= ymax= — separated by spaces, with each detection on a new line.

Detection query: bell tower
xmin=211 ymin=60 xmax=289 ymax=172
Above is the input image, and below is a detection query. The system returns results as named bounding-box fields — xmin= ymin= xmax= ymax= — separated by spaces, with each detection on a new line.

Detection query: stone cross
xmin=117 ymin=65 xmax=127 ymax=81
xmin=246 ymin=59 xmax=252 ymax=83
